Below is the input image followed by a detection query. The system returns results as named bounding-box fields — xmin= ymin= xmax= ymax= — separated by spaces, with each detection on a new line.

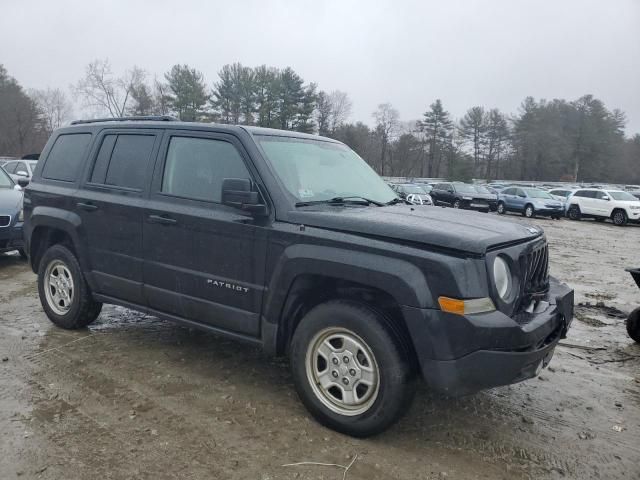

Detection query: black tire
xmin=453 ymin=199 xmax=461 ymax=209
xmin=612 ymin=209 xmax=627 ymax=226
xmin=497 ymin=202 xmax=506 ymax=215
xmin=568 ymin=205 xmax=581 ymax=221
xmin=627 ymin=308 xmax=640 ymax=343
xmin=37 ymin=244 xmax=102 ymax=329
xmin=289 ymin=300 xmax=416 ymax=437
xmin=523 ymin=204 xmax=535 ymax=218
xmin=18 ymin=248 xmax=28 ymax=260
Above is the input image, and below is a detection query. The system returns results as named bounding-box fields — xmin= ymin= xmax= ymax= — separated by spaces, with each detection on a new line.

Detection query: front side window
xmin=0 ymin=167 xmax=13 ymax=188
xmin=42 ymin=133 xmax=92 ymax=182
xmin=257 ymin=136 xmax=395 ymax=204
xmin=161 ymin=136 xmax=251 ymax=203
xmin=523 ymin=188 xmax=553 ymax=199
xmin=453 ymin=183 xmax=476 ymax=194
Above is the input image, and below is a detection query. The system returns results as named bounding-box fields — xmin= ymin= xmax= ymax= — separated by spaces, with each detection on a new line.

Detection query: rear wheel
xmin=627 ymin=308 xmax=640 ymax=343
xmin=453 ymin=199 xmax=461 ymax=209
xmin=524 ymin=204 xmax=535 ymax=218
xmin=290 ymin=300 xmax=416 ymax=437
xmin=568 ymin=205 xmax=581 ymax=221
xmin=612 ymin=209 xmax=627 ymax=226
xmin=38 ymin=244 xmax=102 ymax=329
xmin=497 ymin=202 xmax=506 ymax=215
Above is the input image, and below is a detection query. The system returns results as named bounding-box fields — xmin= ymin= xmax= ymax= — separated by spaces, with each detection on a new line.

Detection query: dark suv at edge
xmin=24 ymin=117 xmax=574 ymax=437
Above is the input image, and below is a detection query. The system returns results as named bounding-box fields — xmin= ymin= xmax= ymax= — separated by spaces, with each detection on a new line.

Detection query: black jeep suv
xmin=24 ymin=117 xmax=573 ymax=437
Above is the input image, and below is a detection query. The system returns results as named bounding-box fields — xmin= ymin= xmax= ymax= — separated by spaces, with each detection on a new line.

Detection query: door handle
xmin=148 ymin=214 xmax=177 ymax=225
xmin=77 ymin=202 xmax=98 ymax=212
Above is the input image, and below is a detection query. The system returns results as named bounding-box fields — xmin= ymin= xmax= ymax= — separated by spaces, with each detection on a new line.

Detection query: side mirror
xmin=602 ymin=195 xmax=610 ymax=201
xmin=17 ymin=178 xmax=29 ymax=188
xmin=16 ymin=171 xmax=28 ymax=177
xmin=221 ymin=178 xmax=267 ymax=216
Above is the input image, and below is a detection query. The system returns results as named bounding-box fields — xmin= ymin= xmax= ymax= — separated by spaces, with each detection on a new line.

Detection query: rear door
xmin=76 ymin=129 xmax=161 ymax=304
xmin=142 ymin=130 xmax=268 ymax=337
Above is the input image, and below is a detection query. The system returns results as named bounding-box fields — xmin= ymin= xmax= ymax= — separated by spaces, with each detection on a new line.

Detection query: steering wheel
xmin=406 ymin=194 xmax=424 ymax=205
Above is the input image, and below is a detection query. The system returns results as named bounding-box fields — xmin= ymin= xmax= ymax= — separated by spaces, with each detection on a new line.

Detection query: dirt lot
xmin=1 ymin=215 xmax=639 ymax=480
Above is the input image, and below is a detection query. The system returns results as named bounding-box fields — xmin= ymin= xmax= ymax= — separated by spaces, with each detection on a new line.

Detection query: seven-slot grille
xmin=0 ymin=215 xmax=11 ymax=227
xmin=523 ymin=242 xmax=549 ymax=294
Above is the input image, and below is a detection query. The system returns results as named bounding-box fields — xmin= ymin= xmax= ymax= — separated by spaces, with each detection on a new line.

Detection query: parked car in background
xmin=548 ymin=189 xmax=574 ymax=202
xmin=487 ymin=183 xmax=508 ymax=191
xmin=391 ymin=183 xmax=433 ymax=205
xmin=413 ymin=182 xmax=434 ymax=194
xmin=472 ymin=184 xmax=498 ymax=211
xmin=566 ymin=188 xmax=640 ymax=225
xmin=0 ymin=166 xmax=27 ymax=258
xmin=2 ymin=159 xmax=38 ymax=184
xmin=430 ymin=182 xmax=492 ymax=212
xmin=497 ymin=187 xmax=564 ymax=219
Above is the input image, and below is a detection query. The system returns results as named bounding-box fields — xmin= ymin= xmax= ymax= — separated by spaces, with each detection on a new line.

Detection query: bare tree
xmin=31 ymin=88 xmax=72 ymax=134
xmin=327 ymin=90 xmax=352 ymax=132
xmin=372 ymin=103 xmax=399 ymax=176
xmin=72 ymin=59 xmax=146 ymax=117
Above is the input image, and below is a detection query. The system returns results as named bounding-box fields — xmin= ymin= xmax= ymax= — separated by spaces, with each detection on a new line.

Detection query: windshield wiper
xmin=295 ymin=196 xmax=385 ymax=207
xmin=385 ymin=197 xmax=410 ymax=205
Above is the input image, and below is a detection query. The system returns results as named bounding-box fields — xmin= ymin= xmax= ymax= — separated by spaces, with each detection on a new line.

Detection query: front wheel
xmin=524 ymin=204 xmax=535 ymax=218
xmin=497 ymin=202 xmax=506 ymax=215
xmin=290 ymin=300 xmax=416 ymax=437
xmin=627 ymin=308 xmax=640 ymax=343
xmin=612 ymin=210 xmax=628 ymax=226
xmin=453 ymin=199 xmax=461 ymax=209
xmin=38 ymin=244 xmax=102 ymax=329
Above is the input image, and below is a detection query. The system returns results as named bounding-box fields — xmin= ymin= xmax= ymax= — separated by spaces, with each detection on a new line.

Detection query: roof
xmin=64 ymin=117 xmax=339 ymax=143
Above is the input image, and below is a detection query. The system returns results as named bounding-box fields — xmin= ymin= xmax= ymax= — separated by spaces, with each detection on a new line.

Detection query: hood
xmin=531 ymin=198 xmax=563 ymax=207
xmin=0 ymin=188 xmax=22 ymax=213
xmin=289 ymin=205 xmax=542 ymax=255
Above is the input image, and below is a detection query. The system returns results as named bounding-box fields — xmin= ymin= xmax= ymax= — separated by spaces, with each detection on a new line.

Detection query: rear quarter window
xmin=42 ymin=133 xmax=92 ymax=182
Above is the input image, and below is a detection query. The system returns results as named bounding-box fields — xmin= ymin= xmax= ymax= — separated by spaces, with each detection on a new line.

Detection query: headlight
xmin=493 ymin=256 xmax=512 ymax=300
xmin=18 ymin=208 xmax=24 ymax=222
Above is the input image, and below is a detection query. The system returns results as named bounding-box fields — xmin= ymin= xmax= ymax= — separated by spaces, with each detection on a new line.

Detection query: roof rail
xmin=70 ymin=115 xmax=178 ymax=125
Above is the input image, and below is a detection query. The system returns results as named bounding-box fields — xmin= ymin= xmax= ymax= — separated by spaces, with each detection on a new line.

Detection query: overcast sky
xmin=2 ymin=0 xmax=639 ymax=134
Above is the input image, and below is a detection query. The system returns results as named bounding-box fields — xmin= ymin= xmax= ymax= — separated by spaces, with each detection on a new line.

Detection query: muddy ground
xmin=1 ymin=215 xmax=639 ymax=480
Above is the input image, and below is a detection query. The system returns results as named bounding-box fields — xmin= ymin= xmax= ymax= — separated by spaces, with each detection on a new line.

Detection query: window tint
xmin=3 ymin=162 xmax=17 ymax=174
xmin=105 ymin=135 xmax=155 ymax=190
xmin=514 ymin=188 xmax=525 ymax=196
xmin=42 ymin=133 xmax=92 ymax=182
xmin=90 ymin=135 xmax=117 ymax=184
xmin=161 ymin=136 xmax=250 ymax=203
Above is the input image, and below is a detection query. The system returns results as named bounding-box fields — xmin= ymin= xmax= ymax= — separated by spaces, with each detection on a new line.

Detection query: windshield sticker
xmin=299 ymin=189 xmax=314 ymax=198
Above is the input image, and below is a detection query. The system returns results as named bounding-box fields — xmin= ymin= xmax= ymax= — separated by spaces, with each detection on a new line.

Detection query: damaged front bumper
xmin=402 ymin=276 xmax=574 ymax=396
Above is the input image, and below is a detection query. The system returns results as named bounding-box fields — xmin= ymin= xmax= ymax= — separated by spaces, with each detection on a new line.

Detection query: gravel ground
xmin=0 ymin=215 xmax=639 ymax=480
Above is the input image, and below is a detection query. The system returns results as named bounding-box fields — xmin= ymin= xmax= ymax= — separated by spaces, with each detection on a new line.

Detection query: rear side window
xmin=42 ymin=133 xmax=92 ymax=182
xmin=3 ymin=162 xmax=17 ymax=174
xmin=161 ymin=136 xmax=251 ymax=203
xmin=90 ymin=134 xmax=156 ymax=190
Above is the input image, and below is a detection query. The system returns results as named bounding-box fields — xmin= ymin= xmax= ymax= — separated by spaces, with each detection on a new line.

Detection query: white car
xmin=566 ymin=188 xmax=640 ymax=226
xmin=2 ymin=159 xmax=37 ymax=184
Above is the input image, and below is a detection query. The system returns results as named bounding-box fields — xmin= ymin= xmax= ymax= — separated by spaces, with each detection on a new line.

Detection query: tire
xmin=289 ymin=300 xmax=416 ymax=437
xmin=612 ymin=209 xmax=627 ymax=226
xmin=453 ymin=199 xmax=461 ymax=209
xmin=523 ymin=204 xmax=535 ymax=218
xmin=627 ymin=308 xmax=640 ymax=343
xmin=37 ymin=244 xmax=102 ymax=329
xmin=18 ymin=248 xmax=28 ymax=260
xmin=568 ymin=205 xmax=581 ymax=221
xmin=497 ymin=202 xmax=506 ymax=215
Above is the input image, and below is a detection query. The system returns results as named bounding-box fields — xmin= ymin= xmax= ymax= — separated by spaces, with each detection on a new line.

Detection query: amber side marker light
xmin=438 ymin=296 xmax=495 ymax=315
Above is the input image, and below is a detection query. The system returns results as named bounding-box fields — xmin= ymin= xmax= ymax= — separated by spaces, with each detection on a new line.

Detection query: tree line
xmin=1 ymin=60 xmax=638 ymax=184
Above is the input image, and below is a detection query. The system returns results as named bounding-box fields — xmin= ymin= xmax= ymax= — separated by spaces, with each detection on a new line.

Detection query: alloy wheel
xmin=44 ymin=260 xmax=74 ymax=315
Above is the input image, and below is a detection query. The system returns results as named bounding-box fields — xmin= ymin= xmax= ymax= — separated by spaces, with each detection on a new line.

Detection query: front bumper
xmin=534 ymin=206 xmax=564 ymax=216
xmin=0 ymin=222 xmax=24 ymax=252
xmin=402 ymin=276 xmax=574 ymax=396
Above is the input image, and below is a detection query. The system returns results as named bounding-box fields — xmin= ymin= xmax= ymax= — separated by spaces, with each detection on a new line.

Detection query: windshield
xmin=0 ymin=167 xmax=14 ymax=188
xmin=609 ymin=191 xmax=638 ymax=201
xmin=524 ymin=188 xmax=553 ymax=199
xmin=453 ymin=183 xmax=477 ymax=194
xmin=473 ymin=185 xmax=492 ymax=194
xmin=401 ymin=185 xmax=427 ymax=194
xmin=257 ymin=136 xmax=396 ymax=204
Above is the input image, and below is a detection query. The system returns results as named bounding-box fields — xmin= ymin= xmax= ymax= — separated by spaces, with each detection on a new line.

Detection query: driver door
xmin=143 ymin=131 xmax=268 ymax=337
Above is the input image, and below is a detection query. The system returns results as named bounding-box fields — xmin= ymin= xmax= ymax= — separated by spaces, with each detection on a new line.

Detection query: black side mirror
xmin=447 ymin=189 xmax=454 ymax=194
xmin=221 ymin=178 xmax=267 ymax=216
xmin=17 ymin=178 xmax=29 ymax=188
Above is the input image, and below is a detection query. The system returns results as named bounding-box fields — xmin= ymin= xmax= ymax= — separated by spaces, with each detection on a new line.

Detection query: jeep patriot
xmin=23 ymin=116 xmax=574 ymax=436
